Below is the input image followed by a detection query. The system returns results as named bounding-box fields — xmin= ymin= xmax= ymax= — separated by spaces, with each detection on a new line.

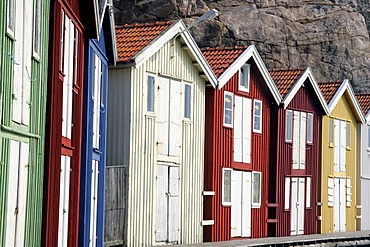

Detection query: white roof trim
xmin=283 ymin=68 xmax=329 ymax=115
xmin=327 ymin=79 xmax=365 ymax=123
xmin=108 ymin=0 xmax=118 ymax=65
xmin=131 ymin=20 xmax=217 ymax=87
xmin=217 ymin=45 xmax=281 ymax=104
xmin=366 ymin=112 xmax=370 ymax=123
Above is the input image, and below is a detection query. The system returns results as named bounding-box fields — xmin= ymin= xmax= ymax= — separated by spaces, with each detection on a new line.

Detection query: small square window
xmin=346 ymin=122 xmax=350 ymax=147
xmin=329 ymin=118 xmax=334 ymax=145
xmin=253 ymin=100 xmax=262 ymax=133
xmin=147 ymin=76 xmax=155 ymax=112
xmin=238 ymin=64 xmax=250 ymax=92
xmin=286 ymin=110 xmax=293 ymax=142
xmin=224 ymin=91 xmax=233 ymax=127
xmin=184 ymin=84 xmax=191 ymax=119
xmin=307 ymin=113 xmax=313 ymax=144
xmin=222 ymin=168 xmax=232 ymax=206
xmin=252 ymin=172 xmax=261 ymax=207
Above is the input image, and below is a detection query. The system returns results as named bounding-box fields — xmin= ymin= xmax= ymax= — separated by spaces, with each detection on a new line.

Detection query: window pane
xmin=286 ymin=111 xmax=292 ymax=141
xmin=346 ymin=123 xmax=350 ymax=147
xmin=239 ymin=65 xmax=250 ymax=91
xmin=33 ymin=0 xmax=41 ymax=55
xmin=329 ymin=119 xmax=334 ymax=144
xmin=223 ymin=169 xmax=231 ymax=204
xmin=184 ymin=84 xmax=191 ymax=119
xmin=307 ymin=113 xmax=313 ymax=143
xmin=253 ymin=101 xmax=262 ymax=132
xmin=253 ymin=172 xmax=261 ymax=205
xmin=7 ymin=0 xmax=15 ymax=32
xmin=224 ymin=92 xmax=233 ymax=126
xmin=147 ymin=76 xmax=155 ymax=112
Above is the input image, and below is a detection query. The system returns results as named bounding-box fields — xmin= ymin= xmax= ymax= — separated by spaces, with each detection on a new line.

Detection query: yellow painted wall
xmin=320 ymin=92 xmax=359 ymax=233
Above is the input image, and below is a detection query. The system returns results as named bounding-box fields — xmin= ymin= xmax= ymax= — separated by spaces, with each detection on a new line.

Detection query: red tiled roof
xmin=201 ymin=46 xmax=248 ymax=78
xmin=318 ymin=80 xmax=342 ymax=103
xmin=269 ymin=68 xmax=305 ymax=97
xmin=115 ymin=21 xmax=173 ymax=62
xmin=356 ymin=94 xmax=370 ymax=116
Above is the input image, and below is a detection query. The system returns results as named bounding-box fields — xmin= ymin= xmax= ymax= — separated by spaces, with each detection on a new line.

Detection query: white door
xmin=155 ymin=165 xmax=168 ymax=242
xmin=291 ymin=177 xmax=305 ymax=235
xmin=234 ymin=96 xmax=252 ymax=163
xmin=157 ymin=77 xmax=170 ymax=155
xmin=169 ymin=80 xmax=182 ymax=157
xmin=334 ymin=177 xmax=346 ymax=232
xmin=5 ymin=141 xmax=29 ymax=247
xmin=89 ymin=160 xmax=99 ymax=247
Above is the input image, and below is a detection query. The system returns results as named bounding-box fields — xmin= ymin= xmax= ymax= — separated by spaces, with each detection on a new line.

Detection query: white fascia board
xmin=92 ymin=0 xmax=100 ymax=38
xmin=283 ymin=68 xmax=329 ymax=115
xmin=218 ymin=45 xmax=281 ymax=104
xmin=366 ymin=112 xmax=370 ymax=124
xmin=108 ymin=0 xmax=118 ymax=65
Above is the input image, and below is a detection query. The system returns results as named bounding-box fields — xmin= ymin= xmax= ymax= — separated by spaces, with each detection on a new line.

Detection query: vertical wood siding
xmin=106 ymin=38 xmax=206 ymax=246
xmin=320 ymin=94 xmax=359 ymax=233
xmin=361 ymin=122 xmax=370 ymax=230
xmin=0 ymin=0 xmax=50 ymax=246
xmin=203 ymin=59 xmax=273 ymax=242
xmin=270 ymin=80 xmax=322 ymax=237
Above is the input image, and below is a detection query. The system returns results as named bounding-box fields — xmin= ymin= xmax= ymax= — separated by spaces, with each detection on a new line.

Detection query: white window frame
xmin=367 ymin=125 xmax=370 ymax=151
xmin=33 ymin=0 xmax=42 ymax=59
xmin=223 ymin=91 xmax=233 ymax=128
xmin=286 ymin=110 xmax=293 ymax=142
xmin=146 ymin=75 xmax=155 ymax=113
xmin=307 ymin=113 xmax=313 ymax=144
xmin=346 ymin=122 xmax=350 ymax=148
xmin=329 ymin=118 xmax=334 ymax=146
xmin=251 ymin=171 xmax=262 ymax=208
xmin=222 ymin=168 xmax=232 ymax=206
xmin=253 ymin=99 xmax=262 ymax=133
xmin=238 ymin=64 xmax=250 ymax=92
xmin=184 ymin=83 xmax=192 ymax=120
xmin=7 ymin=0 xmax=15 ymax=37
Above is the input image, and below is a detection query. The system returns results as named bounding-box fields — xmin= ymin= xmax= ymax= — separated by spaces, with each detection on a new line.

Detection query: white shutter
xmin=334 ymin=178 xmax=340 ymax=232
xmin=292 ymin=111 xmax=300 ymax=169
xmin=241 ymin=172 xmax=252 ymax=237
xmin=290 ymin=178 xmax=298 ymax=235
xmin=92 ymin=55 xmax=102 ymax=149
xmin=299 ymin=113 xmax=306 ymax=169
xmin=234 ymin=96 xmax=242 ymax=162
xmin=328 ymin=177 xmax=334 ymax=207
xmin=297 ymin=178 xmax=305 ymax=235
xmin=346 ymin=177 xmax=352 ymax=207
xmin=284 ymin=177 xmax=291 ymax=210
xmin=306 ymin=177 xmax=311 ymax=208
xmin=66 ymin=21 xmax=75 ymax=139
xmin=58 ymin=155 xmax=71 ymax=247
xmin=62 ymin=17 xmax=70 ymax=138
xmin=334 ymin=120 xmax=340 ymax=172
xmin=157 ymin=77 xmax=170 ymax=155
xmin=89 ymin=160 xmax=99 ymax=247
xmin=231 ymin=170 xmax=242 ymax=237
xmin=243 ymin=98 xmax=252 ymax=163
xmin=339 ymin=178 xmax=346 ymax=231
xmin=340 ymin=121 xmax=346 ymax=172
xmin=169 ymin=80 xmax=182 ymax=157
xmin=155 ymin=165 xmax=168 ymax=242
xmin=168 ymin=166 xmax=179 ymax=242
xmin=5 ymin=140 xmax=21 ymax=246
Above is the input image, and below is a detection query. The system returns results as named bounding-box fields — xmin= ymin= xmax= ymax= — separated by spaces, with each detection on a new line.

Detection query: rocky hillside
xmin=113 ymin=0 xmax=370 ymax=92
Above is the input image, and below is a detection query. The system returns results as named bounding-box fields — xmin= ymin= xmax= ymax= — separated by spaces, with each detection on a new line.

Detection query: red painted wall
xmin=268 ymin=79 xmax=323 ymax=237
xmin=42 ymin=1 xmax=85 ymax=246
xmin=204 ymin=59 xmax=276 ymax=241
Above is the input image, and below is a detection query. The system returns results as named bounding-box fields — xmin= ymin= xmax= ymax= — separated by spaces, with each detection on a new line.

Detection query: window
xmin=253 ymin=100 xmax=262 ymax=133
xmin=7 ymin=0 xmax=15 ymax=35
xmin=184 ymin=84 xmax=191 ymax=119
xmin=222 ymin=168 xmax=232 ymax=206
xmin=92 ymin=54 xmax=102 ymax=150
xmin=368 ymin=126 xmax=370 ymax=150
xmin=33 ymin=0 xmax=41 ymax=57
xmin=224 ymin=91 xmax=233 ymax=127
xmin=307 ymin=113 xmax=313 ymax=144
xmin=147 ymin=76 xmax=155 ymax=112
xmin=329 ymin=118 xmax=334 ymax=145
xmin=286 ymin=110 xmax=293 ymax=142
xmin=252 ymin=172 xmax=261 ymax=207
xmin=239 ymin=64 xmax=250 ymax=92
xmin=346 ymin=122 xmax=350 ymax=147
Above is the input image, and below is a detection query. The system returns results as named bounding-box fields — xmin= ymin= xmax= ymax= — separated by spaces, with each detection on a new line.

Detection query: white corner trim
xmin=202 ymin=191 xmax=215 ymax=196
xmin=202 ymin=220 xmax=214 ymax=226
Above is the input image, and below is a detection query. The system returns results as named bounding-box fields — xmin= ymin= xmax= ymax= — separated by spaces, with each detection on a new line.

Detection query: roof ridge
xmin=269 ymin=67 xmax=305 ymax=72
xmin=116 ymin=21 xmax=173 ymax=29
xmin=318 ymin=80 xmax=342 ymax=85
xmin=201 ymin=45 xmax=248 ymax=51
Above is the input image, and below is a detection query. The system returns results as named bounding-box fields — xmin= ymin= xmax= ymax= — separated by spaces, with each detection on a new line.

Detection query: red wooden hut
xmin=202 ymin=46 xmax=281 ymax=241
xmin=42 ymin=0 xmax=99 ymax=246
xmin=267 ymin=68 xmax=328 ymax=237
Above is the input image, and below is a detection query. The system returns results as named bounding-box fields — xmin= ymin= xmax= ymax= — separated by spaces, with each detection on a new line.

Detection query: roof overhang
xmin=128 ymin=20 xmax=217 ymax=88
xmin=84 ymin=0 xmax=100 ymax=38
xmin=105 ymin=0 xmax=117 ymax=64
xmin=283 ymin=68 xmax=329 ymax=115
xmin=217 ymin=45 xmax=282 ymax=104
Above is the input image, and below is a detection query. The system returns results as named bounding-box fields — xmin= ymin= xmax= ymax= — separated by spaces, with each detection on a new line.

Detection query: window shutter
xmin=328 ymin=177 xmax=334 ymax=207
xmin=234 ymin=96 xmax=242 ymax=162
xmin=290 ymin=178 xmax=298 ymax=235
xmin=231 ymin=171 xmax=242 ymax=237
xmin=306 ymin=177 xmax=311 ymax=208
xmin=284 ymin=177 xmax=290 ymax=210
xmin=292 ymin=111 xmax=300 ymax=169
xmin=66 ymin=21 xmax=75 ymax=139
xmin=241 ymin=172 xmax=252 ymax=237
xmin=334 ymin=178 xmax=340 ymax=232
xmin=243 ymin=98 xmax=252 ymax=163
xmin=169 ymin=79 xmax=182 ymax=157
xmin=299 ymin=112 xmax=306 ymax=169
xmin=334 ymin=120 xmax=340 ymax=172
xmin=340 ymin=121 xmax=346 ymax=172
xmin=92 ymin=55 xmax=102 ymax=149
xmin=155 ymin=165 xmax=168 ymax=242
xmin=157 ymin=77 xmax=170 ymax=155
xmin=346 ymin=177 xmax=352 ymax=207
xmin=89 ymin=160 xmax=99 ymax=245
xmin=339 ymin=178 xmax=346 ymax=231
xmin=58 ymin=155 xmax=71 ymax=247
xmin=168 ymin=166 xmax=180 ymax=242
xmin=297 ymin=178 xmax=305 ymax=235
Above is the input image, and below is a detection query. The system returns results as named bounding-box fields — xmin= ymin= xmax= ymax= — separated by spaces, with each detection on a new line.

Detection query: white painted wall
xmin=360 ymin=122 xmax=370 ymax=230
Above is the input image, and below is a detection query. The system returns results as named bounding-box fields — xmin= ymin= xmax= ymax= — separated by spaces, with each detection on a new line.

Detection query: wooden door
xmin=334 ymin=177 xmax=346 ymax=232
xmin=290 ymin=177 xmax=305 ymax=235
xmin=89 ymin=160 xmax=99 ymax=246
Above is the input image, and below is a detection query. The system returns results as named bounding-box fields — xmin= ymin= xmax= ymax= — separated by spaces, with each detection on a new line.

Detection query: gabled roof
xmin=269 ymin=67 xmax=329 ymax=114
xmin=319 ymin=80 xmax=365 ymax=123
xmin=114 ymin=20 xmax=217 ymax=87
xmin=201 ymin=46 xmax=281 ymax=104
xmin=356 ymin=94 xmax=370 ymax=122
xmin=99 ymin=0 xmax=117 ymax=64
